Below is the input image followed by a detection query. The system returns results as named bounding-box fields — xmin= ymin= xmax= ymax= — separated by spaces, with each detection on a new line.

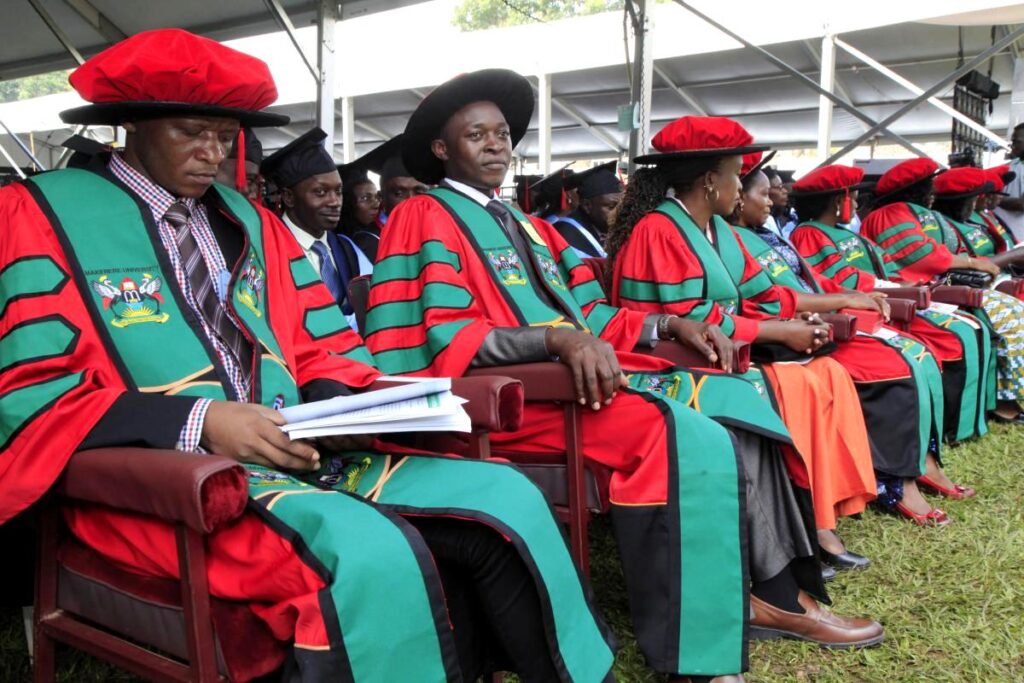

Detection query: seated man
xmin=262 ymin=127 xmax=367 ymax=330
xmin=553 ymin=161 xmax=622 ymax=258
xmin=365 ymin=68 xmax=883 ymax=683
xmin=0 ymin=31 xmax=613 ymax=683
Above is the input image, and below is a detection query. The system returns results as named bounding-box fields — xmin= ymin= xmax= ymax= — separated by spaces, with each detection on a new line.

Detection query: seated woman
xmin=860 ymin=161 xmax=1024 ymax=425
xmin=932 ymin=167 xmax=1024 ymax=274
xmin=974 ymin=166 xmax=1022 ymax=255
xmin=606 ymin=116 xmax=886 ymax=580
xmin=737 ymin=161 xmax=982 ymax=512
xmin=608 ymin=118 xmax=951 ymax=529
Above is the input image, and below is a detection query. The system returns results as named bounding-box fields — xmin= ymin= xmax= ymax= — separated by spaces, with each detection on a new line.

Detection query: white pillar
xmin=1011 ymin=57 xmax=1024 ymax=134
xmin=316 ymin=0 xmax=338 ymax=151
xmin=816 ymin=33 xmax=836 ymax=162
xmin=340 ymin=96 xmax=356 ymax=162
xmin=537 ymin=73 xmax=552 ymax=174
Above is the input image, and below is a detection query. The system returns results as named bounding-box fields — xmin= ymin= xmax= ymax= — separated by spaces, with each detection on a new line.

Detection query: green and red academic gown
xmin=611 ymin=199 xmax=938 ymax=479
xmin=973 ymin=209 xmax=1017 ymax=254
xmin=783 ymin=219 xmax=991 ymax=442
xmin=609 ymin=202 xmax=880 ymax=528
xmin=0 ymin=169 xmax=614 ymax=683
xmin=365 ymin=187 xmax=817 ymax=677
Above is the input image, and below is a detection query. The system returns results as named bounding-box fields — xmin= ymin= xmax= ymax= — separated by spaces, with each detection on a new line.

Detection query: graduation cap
xmin=564 ymin=161 xmax=622 ymax=199
xmin=260 ymin=127 xmax=337 ymax=189
xmin=513 ymin=174 xmax=542 ymax=212
xmin=337 ymin=134 xmax=409 ymax=190
xmin=61 ymin=134 xmax=112 ymax=169
xmin=528 ymin=165 xmax=575 ymax=214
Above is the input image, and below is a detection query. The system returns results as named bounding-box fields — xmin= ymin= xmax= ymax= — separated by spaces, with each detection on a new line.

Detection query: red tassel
xmin=840 ymin=189 xmax=852 ymax=223
xmin=560 ymin=188 xmax=567 ymax=212
xmin=235 ymin=128 xmax=247 ymax=194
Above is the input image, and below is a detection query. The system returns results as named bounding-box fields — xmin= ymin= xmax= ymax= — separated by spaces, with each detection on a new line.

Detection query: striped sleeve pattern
xmin=729 ymin=226 xmax=798 ymax=320
xmin=861 ymin=203 xmax=954 ymax=284
xmin=790 ymin=225 xmax=876 ymax=291
xmin=611 ymin=213 xmax=760 ymax=342
xmin=364 ymin=198 xmax=493 ymax=377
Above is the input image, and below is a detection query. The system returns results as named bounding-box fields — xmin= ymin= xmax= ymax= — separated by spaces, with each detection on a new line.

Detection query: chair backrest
xmin=349 ymin=276 xmax=372 ymax=334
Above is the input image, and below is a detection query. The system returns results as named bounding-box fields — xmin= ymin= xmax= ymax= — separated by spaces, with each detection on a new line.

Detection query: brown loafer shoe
xmin=749 ymin=591 xmax=884 ymax=649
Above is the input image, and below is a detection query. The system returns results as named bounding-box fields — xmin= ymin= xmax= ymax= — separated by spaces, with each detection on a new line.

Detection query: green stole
xmin=797 ymin=220 xmax=892 ymax=280
xmin=736 ymin=228 xmax=821 ymax=295
xmin=654 ymin=199 xmax=746 ymax=314
xmin=28 ymin=169 xmax=300 ymax=406
xmin=429 ymin=187 xmax=590 ymax=330
xmin=739 ymin=227 xmax=988 ymax=442
xmin=908 ymin=203 xmax=960 ymax=252
xmin=937 ymin=214 xmax=995 ymax=257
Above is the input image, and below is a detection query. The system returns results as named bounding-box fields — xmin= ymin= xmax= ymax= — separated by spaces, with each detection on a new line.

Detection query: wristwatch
xmin=657 ymin=314 xmax=677 ymax=341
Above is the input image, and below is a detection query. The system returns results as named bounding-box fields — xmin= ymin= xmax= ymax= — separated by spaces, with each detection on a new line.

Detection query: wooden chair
xmin=33 ymin=377 xmax=523 ymax=682
xmin=352 ymin=272 xmax=748 ymax=577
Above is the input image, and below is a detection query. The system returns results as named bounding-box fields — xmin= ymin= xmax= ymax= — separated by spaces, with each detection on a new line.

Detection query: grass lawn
xmin=3 ymin=424 xmax=1022 ymax=681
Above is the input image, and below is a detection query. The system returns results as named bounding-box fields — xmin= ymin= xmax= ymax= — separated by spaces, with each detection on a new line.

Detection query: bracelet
xmin=657 ymin=314 xmax=676 ymax=340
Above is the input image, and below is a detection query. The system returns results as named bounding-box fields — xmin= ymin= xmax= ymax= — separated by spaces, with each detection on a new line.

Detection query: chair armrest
xmin=365 ymin=376 xmax=525 ymax=432
xmin=58 ymin=449 xmax=248 ymax=534
xmin=452 ymin=376 xmax=524 ymax=432
xmin=996 ymin=278 xmax=1024 ymax=299
xmin=875 ymin=286 xmax=931 ymax=309
xmin=636 ymin=339 xmax=751 ymax=373
xmin=886 ymin=298 xmax=917 ymax=325
xmin=821 ymin=313 xmax=858 ymax=341
xmin=467 ymin=362 xmax=577 ymax=402
xmin=931 ymin=285 xmax=984 ymax=308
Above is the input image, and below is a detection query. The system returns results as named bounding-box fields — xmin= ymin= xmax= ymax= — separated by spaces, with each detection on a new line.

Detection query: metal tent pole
xmin=819 ymin=25 xmax=1024 ymax=167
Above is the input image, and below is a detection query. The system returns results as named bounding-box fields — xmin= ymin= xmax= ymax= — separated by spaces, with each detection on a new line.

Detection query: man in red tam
xmin=0 ymin=29 xmax=612 ymax=682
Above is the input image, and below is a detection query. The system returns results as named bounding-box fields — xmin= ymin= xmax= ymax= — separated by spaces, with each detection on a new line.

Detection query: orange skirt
xmin=761 ymin=357 xmax=877 ymax=529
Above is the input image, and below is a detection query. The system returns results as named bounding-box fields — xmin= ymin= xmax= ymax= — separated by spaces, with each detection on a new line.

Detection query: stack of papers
xmin=279 ymin=376 xmax=471 ymax=439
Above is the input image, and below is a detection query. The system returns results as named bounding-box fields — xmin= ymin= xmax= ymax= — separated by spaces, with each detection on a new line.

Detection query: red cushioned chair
xmin=33 ymin=376 xmax=524 ymax=682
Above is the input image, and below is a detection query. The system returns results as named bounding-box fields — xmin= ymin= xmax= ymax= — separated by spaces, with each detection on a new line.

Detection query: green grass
xmin=3 ymin=424 xmax=1022 ymax=681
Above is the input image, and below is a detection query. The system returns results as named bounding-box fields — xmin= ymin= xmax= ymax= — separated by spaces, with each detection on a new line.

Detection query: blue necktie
xmin=311 ymin=240 xmax=344 ymax=305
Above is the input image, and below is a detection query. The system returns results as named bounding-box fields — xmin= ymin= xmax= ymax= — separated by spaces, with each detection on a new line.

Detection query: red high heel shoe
xmin=917 ymin=475 xmax=976 ymax=500
xmin=894 ymin=502 xmax=951 ymax=527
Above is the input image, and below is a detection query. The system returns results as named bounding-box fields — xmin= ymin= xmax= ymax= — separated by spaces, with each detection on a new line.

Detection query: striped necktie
xmin=165 ymin=201 xmax=253 ymax=393
xmin=311 ymin=240 xmax=344 ymax=304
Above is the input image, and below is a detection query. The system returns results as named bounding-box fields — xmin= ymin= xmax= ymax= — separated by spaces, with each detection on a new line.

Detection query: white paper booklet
xmin=279 ymin=377 xmax=471 ymax=439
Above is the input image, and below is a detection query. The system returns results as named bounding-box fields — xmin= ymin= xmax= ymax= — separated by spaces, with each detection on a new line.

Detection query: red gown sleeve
xmin=860 ymin=204 xmax=954 ymax=284
xmin=611 ymin=212 xmax=761 ymax=342
xmin=0 ymin=182 xmax=130 ymax=523
xmin=261 ymin=207 xmax=379 ymax=389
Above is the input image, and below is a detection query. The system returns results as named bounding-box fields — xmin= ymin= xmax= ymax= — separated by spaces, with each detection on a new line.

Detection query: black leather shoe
xmin=820 ymin=548 xmax=870 ymax=571
xmin=821 ymin=562 xmax=837 ymax=582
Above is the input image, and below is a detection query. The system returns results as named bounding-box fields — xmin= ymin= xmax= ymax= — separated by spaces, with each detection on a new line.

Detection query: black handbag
xmin=944 ymin=269 xmax=993 ymax=289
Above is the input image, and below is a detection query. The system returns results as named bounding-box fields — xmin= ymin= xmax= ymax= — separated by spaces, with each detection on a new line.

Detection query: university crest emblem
xmin=486 ymin=248 xmax=528 ymax=286
xmin=536 ymin=254 xmax=567 ymax=290
xmin=839 ymin=238 xmax=865 ymax=262
xmin=91 ymin=273 xmax=170 ymax=327
xmin=757 ymin=251 xmax=789 ymax=279
xmin=235 ymin=252 xmax=265 ymax=316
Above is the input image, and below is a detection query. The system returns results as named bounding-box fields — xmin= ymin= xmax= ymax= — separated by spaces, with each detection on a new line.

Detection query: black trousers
xmin=408 ymin=516 xmax=561 ymax=683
